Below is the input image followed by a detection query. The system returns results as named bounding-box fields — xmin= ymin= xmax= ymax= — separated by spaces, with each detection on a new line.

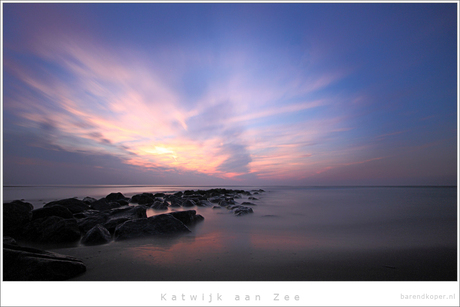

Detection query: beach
xmin=3 ymin=186 xmax=458 ymax=281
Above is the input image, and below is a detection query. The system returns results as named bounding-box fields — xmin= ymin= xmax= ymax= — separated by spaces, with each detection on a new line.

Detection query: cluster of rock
xmin=2 ymin=188 xmax=264 ymax=280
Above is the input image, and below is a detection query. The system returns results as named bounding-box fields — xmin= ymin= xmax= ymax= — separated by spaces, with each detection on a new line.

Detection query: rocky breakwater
xmin=2 ymin=188 xmax=265 ymax=280
xmin=2 ymin=192 xmax=205 ymax=280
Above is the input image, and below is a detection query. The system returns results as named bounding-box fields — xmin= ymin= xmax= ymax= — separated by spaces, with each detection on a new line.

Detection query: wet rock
xmin=103 ymin=217 xmax=130 ymax=234
xmin=31 ymin=205 xmax=73 ymax=221
xmin=173 ymin=191 xmax=183 ymax=197
xmin=183 ymin=199 xmax=196 ymax=207
xmin=22 ymin=216 xmax=81 ymax=244
xmin=130 ymin=193 xmax=155 ymax=204
xmin=77 ymin=213 xmax=109 ymax=234
xmin=248 ymin=196 xmax=258 ymax=200
xmin=3 ymin=244 xmax=86 ymax=281
xmin=108 ymin=205 xmax=147 ymax=220
xmin=114 ymin=214 xmax=190 ymax=241
xmin=169 ymin=198 xmax=182 ymax=207
xmin=83 ymin=197 xmax=97 ymax=204
xmin=208 ymin=196 xmax=223 ymax=203
xmin=106 ymin=192 xmax=127 ymax=201
xmin=197 ymin=200 xmax=212 ymax=207
xmin=228 ymin=205 xmax=254 ymax=216
xmin=4 ymin=236 xmax=18 ymax=245
xmin=241 ymin=202 xmax=257 ymax=206
xmin=90 ymin=198 xmax=125 ymax=211
xmin=169 ymin=210 xmax=204 ymax=226
xmin=150 ymin=200 xmax=169 ymax=210
xmin=3 ymin=200 xmax=34 ymax=238
xmin=81 ymin=224 xmax=111 ymax=246
xmin=44 ymin=198 xmax=90 ymax=214
xmin=153 ymin=192 xmax=166 ymax=198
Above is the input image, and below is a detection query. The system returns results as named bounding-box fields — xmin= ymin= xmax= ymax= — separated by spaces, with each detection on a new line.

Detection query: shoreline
xmin=3 ymin=187 xmax=457 ymax=281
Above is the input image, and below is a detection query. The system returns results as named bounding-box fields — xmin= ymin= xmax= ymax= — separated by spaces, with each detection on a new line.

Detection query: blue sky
xmin=2 ymin=3 xmax=457 ymax=185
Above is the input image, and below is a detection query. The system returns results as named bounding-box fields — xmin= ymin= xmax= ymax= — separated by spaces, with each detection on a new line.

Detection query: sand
xmin=46 ymin=233 xmax=456 ymax=281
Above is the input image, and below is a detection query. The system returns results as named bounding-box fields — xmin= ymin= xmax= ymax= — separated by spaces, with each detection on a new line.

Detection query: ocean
xmin=2 ymin=185 xmax=458 ymax=281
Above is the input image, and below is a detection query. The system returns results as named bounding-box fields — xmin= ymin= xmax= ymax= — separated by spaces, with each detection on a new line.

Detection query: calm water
xmin=3 ymin=185 xmax=457 ymax=251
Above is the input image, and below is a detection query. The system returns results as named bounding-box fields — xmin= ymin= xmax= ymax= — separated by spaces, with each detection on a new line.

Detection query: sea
xmin=2 ymin=185 xmax=458 ymax=281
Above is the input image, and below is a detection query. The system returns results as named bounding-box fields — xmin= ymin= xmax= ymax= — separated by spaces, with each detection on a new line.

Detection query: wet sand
xmin=48 ymin=234 xmax=457 ymax=281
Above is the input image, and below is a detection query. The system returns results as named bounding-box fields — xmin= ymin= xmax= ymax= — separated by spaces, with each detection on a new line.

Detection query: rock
xmin=3 ymin=200 xmax=34 ymax=238
xmin=114 ymin=214 xmax=190 ymax=241
xmin=228 ymin=205 xmax=254 ymax=216
xmin=208 ymin=196 xmax=223 ymax=203
xmin=81 ymin=224 xmax=111 ymax=246
xmin=150 ymin=200 xmax=169 ymax=210
xmin=241 ymin=202 xmax=257 ymax=206
xmin=22 ymin=216 xmax=81 ymax=244
xmin=108 ymin=205 xmax=147 ymax=220
xmin=77 ymin=213 xmax=109 ymax=234
xmin=169 ymin=210 xmax=204 ymax=226
xmin=183 ymin=190 xmax=195 ymax=195
xmin=4 ymin=236 xmax=18 ymax=245
xmin=182 ymin=199 xmax=196 ymax=207
xmin=130 ymin=193 xmax=156 ymax=204
xmin=173 ymin=191 xmax=183 ymax=197
xmin=31 ymin=205 xmax=73 ymax=221
xmin=44 ymin=198 xmax=90 ymax=214
xmin=248 ymin=196 xmax=258 ymax=200
xmin=169 ymin=198 xmax=183 ymax=207
xmin=106 ymin=192 xmax=127 ymax=201
xmin=83 ymin=197 xmax=97 ymax=204
xmin=90 ymin=198 xmax=124 ymax=211
xmin=153 ymin=192 xmax=166 ymax=198
xmin=3 ymin=244 xmax=86 ymax=281
xmin=212 ymin=206 xmax=221 ymax=209
xmin=103 ymin=217 xmax=130 ymax=234
xmin=197 ymin=200 xmax=212 ymax=207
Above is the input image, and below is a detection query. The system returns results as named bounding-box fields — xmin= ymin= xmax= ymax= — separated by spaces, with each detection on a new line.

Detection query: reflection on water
xmin=41 ymin=186 xmax=456 ymax=280
xmin=116 ymin=186 xmax=456 ymax=269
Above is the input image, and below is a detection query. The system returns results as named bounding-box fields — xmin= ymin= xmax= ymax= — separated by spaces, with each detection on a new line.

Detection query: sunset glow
xmin=2 ymin=3 xmax=457 ymax=185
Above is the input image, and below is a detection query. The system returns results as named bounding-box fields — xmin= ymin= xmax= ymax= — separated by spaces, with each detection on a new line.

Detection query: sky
xmin=2 ymin=3 xmax=458 ymax=186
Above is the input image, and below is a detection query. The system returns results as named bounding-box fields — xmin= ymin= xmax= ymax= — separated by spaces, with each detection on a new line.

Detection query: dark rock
xmin=183 ymin=190 xmax=195 ymax=195
xmin=173 ymin=191 xmax=183 ymax=197
xmin=3 ymin=200 xmax=34 ymax=238
xmin=73 ymin=209 xmax=102 ymax=219
xmin=82 ymin=197 xmax=97 ymax=204
xmin=81 ymin=224 xmax=111 ymax=246
xmin=197 ymin=200 xmax=212 ymax=207
xmin=115 ymin=199 xmax=129 ymax=207
xmin=44 ymin=198 xmax=90 ymax=214
xmin=169 ymin=210 xmax=204 ymax=226
xmin=22 ymin=216 xmax=81 ymax=244
xmin=106 ymin=192 xmax=127 ymax=201
xmin=32 ymin=205 xmax=73 ymax=221
xmin=150 ymin=200 xmax=169 ymax=210
xmin=169 ymin=198 xmax=183 ymax=207
xmin=153 ymin=192 xmax=166 ymax=198
xmin=248 ymin=196 xmax=258 ymax=200
xmin=208 ymin=196 xmax=223 ymax=203
xmin=241 ymin=202 xmax=257 ymax=206
xmin=228 ymin=205 xmax=254 ymax=216
xmin=90 ymin=198 xmax=124 ymax=211
xmin=130 ymin=193 xmax=155 ymax=204
xmin=182 ymin=199 xmax=196 ymax=207
xmin=77 ymin=213 xmax=109 ymax=234
xmin=108 ymin=205 xmax=147 ymax=220
xmin=114 ymin=214 xmax=190 ymax=241
xmin=3 ymin=244 xmax=86 ymax=281
xmin=4 ymin=236 xmax=18 ymax=245
xmin=103 ymin=217 xmax=130 ymax=234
